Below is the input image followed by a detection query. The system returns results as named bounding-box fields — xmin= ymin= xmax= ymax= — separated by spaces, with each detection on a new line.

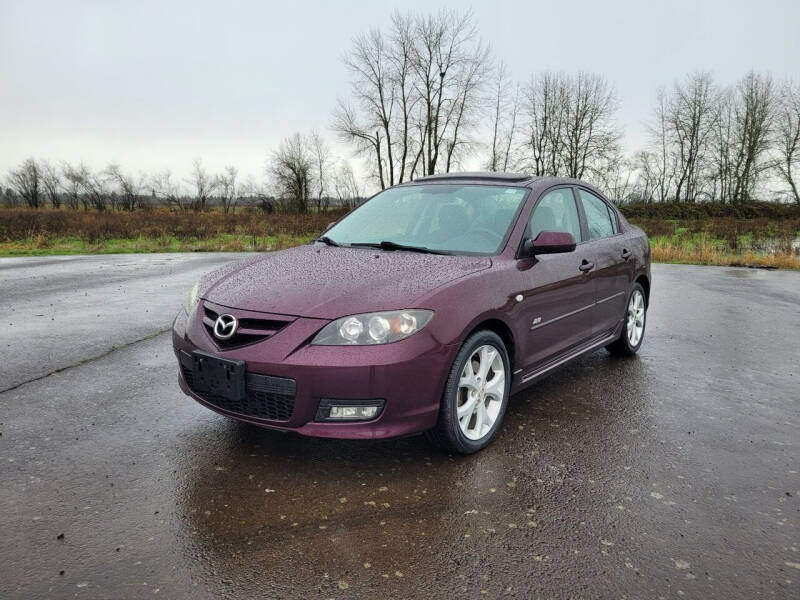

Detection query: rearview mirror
xmin=523 ymin=231 xmax=577 ymax=256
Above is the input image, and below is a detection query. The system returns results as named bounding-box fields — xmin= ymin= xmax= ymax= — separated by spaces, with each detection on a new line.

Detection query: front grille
xmin=182 ymin=366 xmax=296 ymax=421
xmin=202 ymin=303 xmax=293 ymax=349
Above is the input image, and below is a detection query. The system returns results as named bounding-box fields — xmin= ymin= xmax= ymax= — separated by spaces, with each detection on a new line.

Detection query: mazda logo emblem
xmin=213 ymin=314 xmax=238 ymax=340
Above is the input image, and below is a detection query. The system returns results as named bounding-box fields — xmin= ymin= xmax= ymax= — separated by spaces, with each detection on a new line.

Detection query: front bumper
xmin=172 ymin=307 xmax=454 ymax=439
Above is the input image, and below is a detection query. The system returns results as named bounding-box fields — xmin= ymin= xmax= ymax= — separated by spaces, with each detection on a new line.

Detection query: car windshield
xmin=323 ymin=184 xmax=527 ymax=255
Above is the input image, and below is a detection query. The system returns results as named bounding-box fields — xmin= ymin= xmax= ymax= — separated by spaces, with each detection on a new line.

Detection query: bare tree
xmin=334 ymin=26 xmax=395 ymax=189
xmin=641 ymin=91 xmax=677 ymax=202
xmin=665 ymin=72 xmax=718 ymax=202
xmin=268 ymin=133 xmax=314 ymax=213
xmin=105 ymin=163 xmax=144 ymax=210
xmin=59 ymin=163 xmax=110 ymax=210
xmin=241 ymin=175 xmax=276 ymax=213
xmin=388 ymin=11 xmax=419 ymax=183
xmin=335 ymin=9 xmax=490 ymax=184
xmin=443 ymin=39 xmax=491 ymax=172
xmin=186 ymin=159 xmax=217 ymax=211
xmin=522 ymin=72 xmax=569 ymax=176
xmin=501 ymin=85 xmax=522 ymax=172
xmin=487 ymin=62 xmax=521 ymax=172
xmin=61 ymin=163 xmax=86 ymax=210
xmin=151 ymin=170 xmax=185 ymax=210
xmin=775 ymin=81 xmax=800 ymax=204
xmin=80 ymin=167 xmax=111 ymax=211
xmin=488 ymin=61 xmax=508 ymax=172
xmin=711 ymin=72 xmax=775 ymax=203
xmin=412 ymin=9 xmax=490 ymax=176
xmin=0 ymin=186 xmax=19 ymax=208
xmin=333 ymin=161 xmax=362 ymax=209
xmin=594 ymin=151 xmax=636 ymax=204
xmin=7 ymin=158 xmax=41 ymax=208
xmin=216 ymin=166 xmax=238 ymax=214
xmin=561 ymin=73 xmax=620 ymax=179
xmin=333 ymin=101 xmax=388 ymax=189
xmin=521 ymin=72 xmax=619 ymax=179
xmin=712 ymin=89 xmax=736 ymax=202
xmin=309 ymin=131 xmax=333 ymax=211
xmin=632 ymin=151 xmax=658 ymax=203
xmin=39 ymin=159 xmax=62 ymax=208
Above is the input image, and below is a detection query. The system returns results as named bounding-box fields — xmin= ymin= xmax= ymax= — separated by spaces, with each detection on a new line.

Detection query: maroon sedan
xmin=173 ymin=172 xmax=650 ymax=454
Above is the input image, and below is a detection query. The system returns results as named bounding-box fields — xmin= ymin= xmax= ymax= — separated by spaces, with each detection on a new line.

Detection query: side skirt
xmin=512 ymin=324 xmax=622 ymax=394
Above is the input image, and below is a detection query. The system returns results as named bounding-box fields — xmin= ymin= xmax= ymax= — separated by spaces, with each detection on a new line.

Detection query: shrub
xmin=620 ymin=201 xmax=800 ymax=220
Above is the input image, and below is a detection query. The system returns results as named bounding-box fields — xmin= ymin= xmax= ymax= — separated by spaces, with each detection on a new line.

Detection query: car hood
xmin=200 ymin=244 xmax=491 ymax=319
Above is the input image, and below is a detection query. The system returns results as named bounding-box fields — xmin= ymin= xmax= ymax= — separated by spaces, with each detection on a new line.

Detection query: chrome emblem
xmin=213 ymin=314 xmax=237 ymax=340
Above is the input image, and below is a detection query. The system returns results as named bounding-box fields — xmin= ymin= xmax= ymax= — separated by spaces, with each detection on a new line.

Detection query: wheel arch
xmin=635 ymin=273 xmax=650 ymax=308
xmin=462 ymin=317 xmax=517 ymax=372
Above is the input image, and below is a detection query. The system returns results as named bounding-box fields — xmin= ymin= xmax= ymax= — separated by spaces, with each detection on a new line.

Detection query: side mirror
xmin=523 ymin=231 xmax=577 ymax=256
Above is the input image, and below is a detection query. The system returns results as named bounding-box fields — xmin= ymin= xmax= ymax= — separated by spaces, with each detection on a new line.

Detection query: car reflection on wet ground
xmin=1 ymin=255 xmax=798 ymax=599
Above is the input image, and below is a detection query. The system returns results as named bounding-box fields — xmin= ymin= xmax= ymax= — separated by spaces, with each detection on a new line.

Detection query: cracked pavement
xmin=1 ymin=254 xmax=799 ymax=599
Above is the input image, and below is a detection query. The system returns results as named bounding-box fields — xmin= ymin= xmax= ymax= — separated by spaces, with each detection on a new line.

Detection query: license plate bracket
xmin=189 ymin=350 xmax=245 ymax=401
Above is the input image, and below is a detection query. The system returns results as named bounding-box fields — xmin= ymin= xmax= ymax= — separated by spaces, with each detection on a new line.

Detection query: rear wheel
xmin=426 ymin=330 xmax=511 ymax=454
xmin=606 ymin=283 xmax=646 ymax=356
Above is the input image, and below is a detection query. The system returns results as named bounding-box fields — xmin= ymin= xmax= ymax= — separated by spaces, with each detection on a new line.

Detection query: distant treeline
xmin=1 ymin=157 xmax=365 ymax=214
xmin=3 ymin=9 xmax=799 ymax=210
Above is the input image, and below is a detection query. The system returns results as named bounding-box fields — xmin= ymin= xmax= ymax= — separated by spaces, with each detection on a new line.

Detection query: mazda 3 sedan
xmin=173 ymin=172 xmax=650 ymax=454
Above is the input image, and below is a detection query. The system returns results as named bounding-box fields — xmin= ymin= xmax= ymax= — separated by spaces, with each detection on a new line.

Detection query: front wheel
xmin=606 ymin=283 xmax=647 ymax=356
xmin=426 ymin=330 xmax=511 ymax=454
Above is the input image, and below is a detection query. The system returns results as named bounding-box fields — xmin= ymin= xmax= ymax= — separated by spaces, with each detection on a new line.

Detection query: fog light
xmin=315 ymin=399 xmax=385 ymax=422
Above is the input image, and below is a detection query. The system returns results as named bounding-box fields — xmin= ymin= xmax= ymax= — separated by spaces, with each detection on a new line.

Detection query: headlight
xmin=184 ymin=281 xmax=200 ymax=314
xmin=311 ymin=310 xmax=433 ymax=345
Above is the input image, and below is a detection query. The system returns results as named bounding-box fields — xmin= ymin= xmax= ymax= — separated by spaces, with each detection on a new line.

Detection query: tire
xmin=606 ymin=282 xmax=647 ymax=356
xmin=426 ymin=330 xmax=511 ymax=454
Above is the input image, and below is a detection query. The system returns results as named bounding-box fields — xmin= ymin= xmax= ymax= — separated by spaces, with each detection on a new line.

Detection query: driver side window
xmin=529 ymin=188 xmax=582 ymax=242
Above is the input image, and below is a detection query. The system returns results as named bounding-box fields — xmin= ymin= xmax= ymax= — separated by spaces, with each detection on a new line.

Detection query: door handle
xmin=621 ymin=248 xmax=632 ymax=260
xmin=578 ymin=260 xmax=594 ymax=273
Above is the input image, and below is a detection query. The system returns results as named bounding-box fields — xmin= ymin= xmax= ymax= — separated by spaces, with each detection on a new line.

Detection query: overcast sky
xmin=2 ymin=0 xmax=798 ymax=187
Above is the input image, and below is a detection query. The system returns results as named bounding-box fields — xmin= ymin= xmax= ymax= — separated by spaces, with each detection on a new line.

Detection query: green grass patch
xmin=0 ymin=234 xmax=316 ymax=256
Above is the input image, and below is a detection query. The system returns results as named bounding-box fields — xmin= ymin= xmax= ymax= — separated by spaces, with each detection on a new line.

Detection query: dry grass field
xmin=0 ymin=208 xmax=347 ymax=255
xmin=632 ymin=216 xmax=800 ymax=269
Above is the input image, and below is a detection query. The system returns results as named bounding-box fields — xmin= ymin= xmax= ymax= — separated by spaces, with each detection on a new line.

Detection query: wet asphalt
xmin=0 ymin=254 xmax=798 ymax=599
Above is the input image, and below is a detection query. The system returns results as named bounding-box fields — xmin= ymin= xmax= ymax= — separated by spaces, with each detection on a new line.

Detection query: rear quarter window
xmin=579 ymin=189 xmax=616 ymax=240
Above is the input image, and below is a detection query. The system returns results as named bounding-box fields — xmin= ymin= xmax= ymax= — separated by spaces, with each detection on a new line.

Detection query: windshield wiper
xmin=350 ymin=240 xmax=449 ymax=255
xmin=314 ymin=235 xmax=341 ymax=247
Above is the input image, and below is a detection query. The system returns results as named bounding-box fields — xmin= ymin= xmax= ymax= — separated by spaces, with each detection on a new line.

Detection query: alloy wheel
xmin=456 ymin=344 xmax=505 ymax=441
xmin=627 ymin=290 xmax=645 ymax=347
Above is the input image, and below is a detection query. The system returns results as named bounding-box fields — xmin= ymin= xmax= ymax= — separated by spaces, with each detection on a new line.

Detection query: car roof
xmin=401 ymin=173 xmax=609 ymax=196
